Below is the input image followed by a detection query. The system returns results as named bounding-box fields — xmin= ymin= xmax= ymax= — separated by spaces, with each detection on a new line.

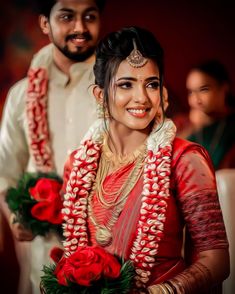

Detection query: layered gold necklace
xmin=88 ymin=134 xmax=146 ymax=246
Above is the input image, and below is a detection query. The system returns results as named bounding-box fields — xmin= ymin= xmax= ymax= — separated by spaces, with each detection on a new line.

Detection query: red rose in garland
xmin=30 ymin=178 xmax=63 ymax=224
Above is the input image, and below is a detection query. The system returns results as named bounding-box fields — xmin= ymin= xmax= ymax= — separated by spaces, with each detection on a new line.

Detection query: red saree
xmin=84 ymin=138 xmax=228 ymax=287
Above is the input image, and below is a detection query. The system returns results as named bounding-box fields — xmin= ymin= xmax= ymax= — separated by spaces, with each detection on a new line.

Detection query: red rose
xmin=54 ymin=256 xmax=68 ymax=286
xmin=65 ymin=247 xmax=104 ymax=286
xmin=102 ymin=251 xmax=121 ymax=279
xmin=55 ymin=246 xmax=121 ymax=287
xmin=29 ymin=178 xmax=63 ymax=224
xmin=30 ymin=199 xmax=63 ymax=224
xmin=88 ymin=246 xmax=121 ymax=279
xmin=50 ymin=247 xmax=64 ymax=263
xmin=29 ymin=178 xmax=62 ymax=202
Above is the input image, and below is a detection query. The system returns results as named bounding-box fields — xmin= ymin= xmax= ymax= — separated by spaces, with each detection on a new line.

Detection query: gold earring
xmin=104 ymin=106 xmax=110 ymax=119
xmin=96 ymin=103 xmax=110 ymax=119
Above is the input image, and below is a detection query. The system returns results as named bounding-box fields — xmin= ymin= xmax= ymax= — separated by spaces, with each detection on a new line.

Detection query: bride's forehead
xmin=115 ymin=60 xmax=159 ymax=78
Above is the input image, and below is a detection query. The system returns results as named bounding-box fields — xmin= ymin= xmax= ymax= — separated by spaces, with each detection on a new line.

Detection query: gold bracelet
xmin=169 ymin=279 xmax=185 ymax=294
xmin=164 ymin=282 xmax=174 ymax=294
xmin=148 ymin=284 xmax=170 ymax=294
xmin=165 ymin=281 xmax=177 ymax=294
xmin=148 ymin=284 xmax=163 ymax=294
xmin=161 ymin=284 xmax=170 ymax=294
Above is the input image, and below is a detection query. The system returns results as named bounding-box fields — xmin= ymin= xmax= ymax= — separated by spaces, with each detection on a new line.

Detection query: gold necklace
xmin=88 ymin=137 xmax=146 ymax=246
xmin=95 ymin=135 xmax=146 ymax=207
xmin=101 ymin=134 xmax=146 ymax=170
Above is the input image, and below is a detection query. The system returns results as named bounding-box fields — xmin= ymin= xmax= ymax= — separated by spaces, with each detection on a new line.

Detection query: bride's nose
xmin=133 ymin=85 xmax=149 ymax=104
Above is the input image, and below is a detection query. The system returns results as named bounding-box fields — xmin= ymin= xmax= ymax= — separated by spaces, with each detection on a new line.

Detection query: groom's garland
xmin=6 ymin=46 xmax=62 ymax=237
xmin=26 ymin=44 xmax=55 ymax=172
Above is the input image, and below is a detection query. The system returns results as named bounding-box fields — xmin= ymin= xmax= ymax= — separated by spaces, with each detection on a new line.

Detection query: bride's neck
xmin=108 ymin=123 xmax=149 ymax=156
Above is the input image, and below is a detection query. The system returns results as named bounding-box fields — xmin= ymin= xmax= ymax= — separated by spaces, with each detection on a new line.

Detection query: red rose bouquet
xmin=40 ymin=246 xmax=135 ymax=294
xmin=6 ymin=172 xmax=63 ymax=236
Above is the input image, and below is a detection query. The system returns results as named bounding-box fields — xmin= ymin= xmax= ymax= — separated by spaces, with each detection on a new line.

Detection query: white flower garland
xmin=62 ymin=118 xmax=176 ymax=288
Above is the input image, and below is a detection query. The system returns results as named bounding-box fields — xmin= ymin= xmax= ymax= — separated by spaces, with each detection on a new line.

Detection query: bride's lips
xmin=127 ymin=108 xmax=149 ymax=118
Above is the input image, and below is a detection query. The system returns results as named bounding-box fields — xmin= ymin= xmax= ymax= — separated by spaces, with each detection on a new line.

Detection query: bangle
xmin=168 ymin=279 xmax=185 ymax=294
xmin=164 ymin=282 xmax=175 ymax=294
xmin=148 ymin=283 xmax=173 ymax=294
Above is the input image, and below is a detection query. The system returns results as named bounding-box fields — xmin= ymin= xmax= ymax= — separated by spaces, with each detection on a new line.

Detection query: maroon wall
xmin=1 ymin=0 xmax=235 ymax=115
xmin=101 ymin=0 xmax=235 ymax=114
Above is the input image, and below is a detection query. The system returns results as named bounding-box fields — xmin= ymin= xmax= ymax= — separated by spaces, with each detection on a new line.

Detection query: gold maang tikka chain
xmin=126 ymin=38 xmax=148 ymax=68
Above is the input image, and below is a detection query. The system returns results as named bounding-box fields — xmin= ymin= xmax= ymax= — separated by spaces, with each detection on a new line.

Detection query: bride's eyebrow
xmin=116 ymin=76 xmax=160 ymax=82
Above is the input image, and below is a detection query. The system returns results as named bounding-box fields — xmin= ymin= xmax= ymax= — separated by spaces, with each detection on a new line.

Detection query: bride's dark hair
xmin=93 ymin=26 xmax=165 ymax=117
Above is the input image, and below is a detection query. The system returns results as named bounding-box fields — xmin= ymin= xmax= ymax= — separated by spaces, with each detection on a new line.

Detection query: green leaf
xmin=5 ymin=172 xmax=63 ymax=237
xmin=40 ymin=259 xmax=135 ymax=294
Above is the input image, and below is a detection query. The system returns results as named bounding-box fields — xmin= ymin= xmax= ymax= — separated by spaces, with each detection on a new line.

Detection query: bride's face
xmin=108 ymin=59 xmax=161 ymax=133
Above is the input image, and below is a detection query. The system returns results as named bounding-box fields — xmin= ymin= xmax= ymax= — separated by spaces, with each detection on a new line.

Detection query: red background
xmin=102 ymin=0 xmax=235 ymax=114
xmin=1 ymin=0 xmax=235 ymax=115
xmin=0 ymin=0 xmax=235 ymax=292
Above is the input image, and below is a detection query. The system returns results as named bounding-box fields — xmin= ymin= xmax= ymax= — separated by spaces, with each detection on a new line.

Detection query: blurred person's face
xmin=40 ymin=0 xmax=101 ymax=62
xmin=186 ymin=70 xmax=228 ymax=116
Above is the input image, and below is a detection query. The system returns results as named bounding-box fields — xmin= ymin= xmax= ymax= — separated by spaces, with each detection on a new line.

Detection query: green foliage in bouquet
xmin=40 ymin=246 xmax=136 ymax=294
xmin=6 ymin=172 xmax=63 ymax=237
xmin=41 ymin=259 xmax=135 ymax=294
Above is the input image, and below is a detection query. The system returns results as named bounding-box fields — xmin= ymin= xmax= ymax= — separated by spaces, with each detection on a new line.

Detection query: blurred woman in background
xmin=178 ymin=60 xmax=235 ymax=170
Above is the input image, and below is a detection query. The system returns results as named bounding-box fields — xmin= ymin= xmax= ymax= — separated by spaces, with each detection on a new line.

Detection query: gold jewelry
xmin=165 ymin=281 xmax=176 ymax=294
xmin=97 ymin=103 xmax=110 ymax=119
xmin=88 ymin=135 xmax=146 ymax=246
xmin=148 ymin=283 xmax=171 ymax=294
xmin=164 ymin=282 xmax=175 ymax=294
xmin=126 ymin=39 xmax=148 ymax=68
xmin=101 ymin=134 xmax=146 ymax=178
xmin=89 ymin=154 xmax=145 ymax=246
xmin=95 ymin=134 xmax=146 ymax=207
xmin=160 ymin=284 xmax=170 ymax=294
xmin=169 ymin=261 xmax=212 ymax=293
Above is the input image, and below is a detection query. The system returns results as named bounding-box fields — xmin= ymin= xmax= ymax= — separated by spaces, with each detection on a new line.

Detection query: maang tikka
xmin=126 ymin=39 xmax=148 ymax=68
